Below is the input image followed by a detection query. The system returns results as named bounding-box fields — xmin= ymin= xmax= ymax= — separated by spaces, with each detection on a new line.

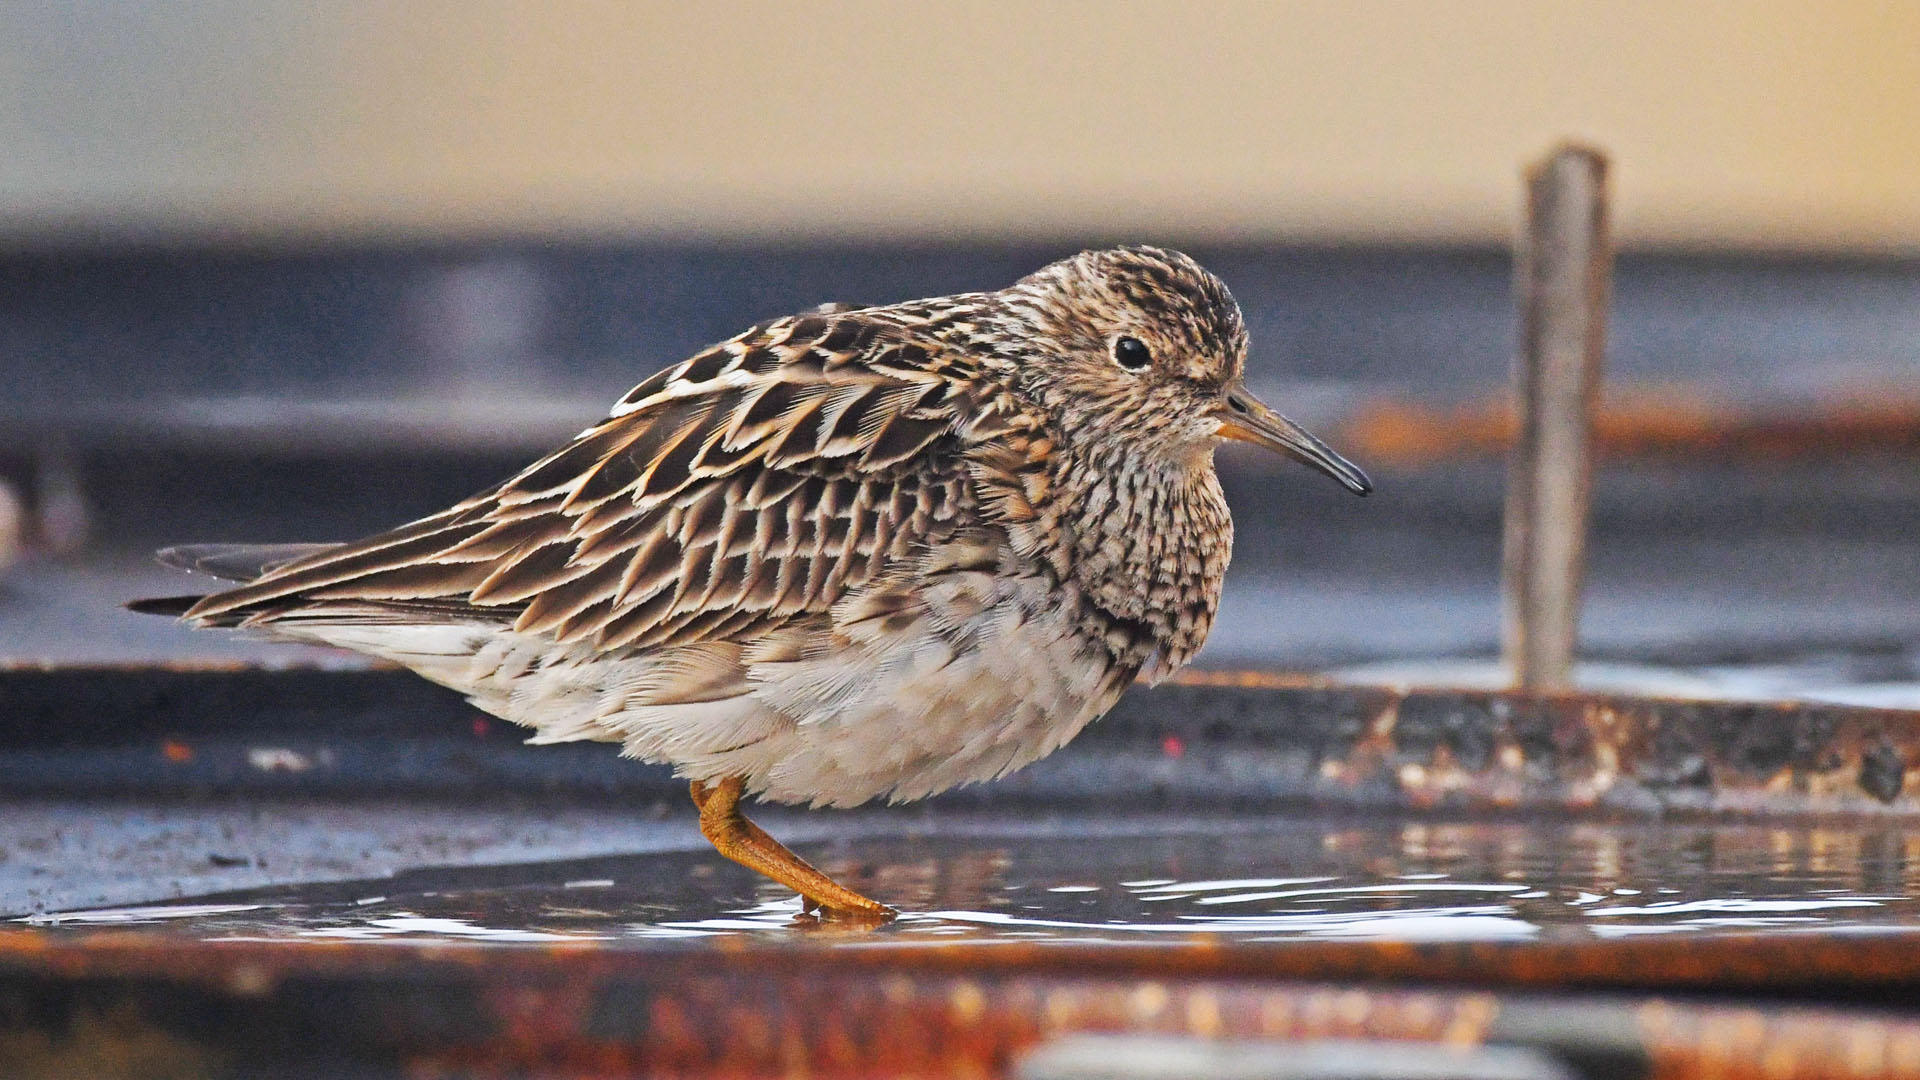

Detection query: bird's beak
xmin=1217 ymin=386 xmax=1373 ymax=496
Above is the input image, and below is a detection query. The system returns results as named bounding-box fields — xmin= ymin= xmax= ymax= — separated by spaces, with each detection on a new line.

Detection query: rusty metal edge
xmin=4 ymin=922 xmax=1920 ymax=996
xmin=5 ymin=933 xmax=1920 ymax=1078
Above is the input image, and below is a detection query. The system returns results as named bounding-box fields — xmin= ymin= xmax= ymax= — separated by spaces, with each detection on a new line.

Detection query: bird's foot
xmin=803 ymin=892 xmax=897 ymax=924
xmin=692 ymin=776 xmax=898 ymax=926
xmin=790 ymin=899 xmax=897 ymax=933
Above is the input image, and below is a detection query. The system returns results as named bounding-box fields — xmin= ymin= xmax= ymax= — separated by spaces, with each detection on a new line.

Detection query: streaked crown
xmin=997 ymin=246 xmax=1252 ymax=461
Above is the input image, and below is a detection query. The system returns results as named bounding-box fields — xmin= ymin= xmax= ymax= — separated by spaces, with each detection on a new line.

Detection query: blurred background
xmin=4 ymin=1 xmax=1919 ymax=700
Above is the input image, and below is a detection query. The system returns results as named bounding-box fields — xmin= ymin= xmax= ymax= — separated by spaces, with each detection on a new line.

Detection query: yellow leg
xmin=690 ymin=777 xmax=896 ymax=921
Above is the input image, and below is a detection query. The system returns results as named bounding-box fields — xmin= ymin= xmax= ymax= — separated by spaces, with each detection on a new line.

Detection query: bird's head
xmin=1000 ymin=246 xmax=1371 ymax=495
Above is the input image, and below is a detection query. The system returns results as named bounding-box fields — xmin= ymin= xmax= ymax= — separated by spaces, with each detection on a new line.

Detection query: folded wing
xmin=181 ymin=310 xmax=1009 ymax=650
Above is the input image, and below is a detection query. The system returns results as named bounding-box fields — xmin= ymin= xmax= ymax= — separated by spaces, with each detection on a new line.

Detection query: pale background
xmin=4 ymin=1 xmax=1916 ymax=250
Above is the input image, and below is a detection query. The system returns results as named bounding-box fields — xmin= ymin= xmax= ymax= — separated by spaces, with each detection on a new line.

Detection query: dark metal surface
xmin=2 ymin=243 xmax=1913 ymax=408
xmin=6 ymin=245 xmax=1920 ymax=482
xmin=6 ymin=665 xmax=1920 ymax=817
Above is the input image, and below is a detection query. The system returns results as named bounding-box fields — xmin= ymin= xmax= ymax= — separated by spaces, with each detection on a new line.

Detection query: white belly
xmin=744 ymin=569 xmax=1129 ymax=805
xmin=296 ymin=568 xmax=1131 ymax=807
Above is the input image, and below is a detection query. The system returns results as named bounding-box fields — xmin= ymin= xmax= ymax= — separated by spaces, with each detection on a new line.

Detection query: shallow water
xmin=23 ymin=816 xmax=1920 ymax=945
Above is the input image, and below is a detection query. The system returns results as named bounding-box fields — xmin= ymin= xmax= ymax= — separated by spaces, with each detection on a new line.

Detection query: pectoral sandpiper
xmin=134 ymin=247 xmax=1371 ymax=921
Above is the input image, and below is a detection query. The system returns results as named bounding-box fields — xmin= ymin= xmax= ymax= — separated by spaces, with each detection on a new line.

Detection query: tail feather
xmin=133 ymin=541 xmax=345 ymax=626
xmin=125 ymin=595 xmax=203 ymax=617
xmin=131 ymin=538 xmax=519 ymax=630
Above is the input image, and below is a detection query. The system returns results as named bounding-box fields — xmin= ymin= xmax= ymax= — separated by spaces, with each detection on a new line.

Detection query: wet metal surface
xmin=0 ymin=799 xmax=702 ymax=917
xmin=12 ymin=669 xmax=1920 ymax=1075
xmin=20 ymin=815 xmax=1920 ymax=948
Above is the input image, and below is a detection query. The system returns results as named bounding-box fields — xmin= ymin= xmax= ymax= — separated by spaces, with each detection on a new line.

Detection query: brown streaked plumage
xmin=133 ymin=247 xmax=1371 ymax=921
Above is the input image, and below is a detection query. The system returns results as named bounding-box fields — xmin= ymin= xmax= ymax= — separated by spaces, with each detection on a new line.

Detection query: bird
xmin=131 ymin=247 xmax=1372 ymax=921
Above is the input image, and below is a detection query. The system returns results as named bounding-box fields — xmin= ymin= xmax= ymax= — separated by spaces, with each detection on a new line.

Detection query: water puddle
xmin=22 ymin=816 xmax=1920 ymax=945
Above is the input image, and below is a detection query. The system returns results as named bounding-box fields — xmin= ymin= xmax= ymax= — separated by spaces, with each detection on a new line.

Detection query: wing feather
xmin=182 ymin=310 xmax=1003 ymax=652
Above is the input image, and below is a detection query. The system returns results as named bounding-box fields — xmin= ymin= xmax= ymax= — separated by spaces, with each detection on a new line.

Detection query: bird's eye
xmin=1111 ymin=336 xmax=1152 ymax=371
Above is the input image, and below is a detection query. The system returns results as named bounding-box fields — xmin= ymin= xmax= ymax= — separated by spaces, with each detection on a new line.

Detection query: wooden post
xmin=1503 ymin=144 xmax=1612 ymax=691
